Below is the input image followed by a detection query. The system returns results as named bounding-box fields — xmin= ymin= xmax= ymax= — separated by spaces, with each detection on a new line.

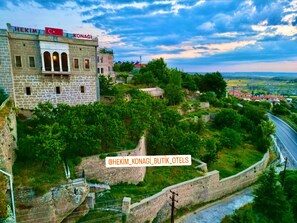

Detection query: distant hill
xmin=187 ymin=72 xmax=297 ymax=80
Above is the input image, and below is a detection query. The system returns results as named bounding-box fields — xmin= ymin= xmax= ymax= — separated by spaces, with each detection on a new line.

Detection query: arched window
xmin=53 ymin=52 xmax=60 ymax=71
xmin=44 ymin=51 xmax=51 ymax=71
xmin=61 ymin=53 xmax=68 ymax=71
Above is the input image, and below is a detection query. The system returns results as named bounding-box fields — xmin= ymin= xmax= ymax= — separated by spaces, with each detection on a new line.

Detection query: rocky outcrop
xmin=62 ymin=199 xmax=89 ymax=223
xmin=16 ymin=181 xmax=89 ymax=223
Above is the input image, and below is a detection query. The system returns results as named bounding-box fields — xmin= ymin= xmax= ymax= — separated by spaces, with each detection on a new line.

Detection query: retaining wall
xmin=75 ymin=136 xmax=146 ymax=185
xmin=127 ymin=151 xmax=269 ymax=223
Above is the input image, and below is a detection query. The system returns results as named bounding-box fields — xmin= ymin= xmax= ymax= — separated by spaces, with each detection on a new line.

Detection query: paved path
xmin=177 ymin=188 xmax=254 ymax=223
xmin=268 ymin=113 xmax=297 ymax=167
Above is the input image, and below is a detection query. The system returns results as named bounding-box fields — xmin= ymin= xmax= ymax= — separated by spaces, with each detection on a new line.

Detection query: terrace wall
xmin=75 ymin=136 xmax=146 ymax=185
xmin=126 ymin=151 xmax=269 ymax=223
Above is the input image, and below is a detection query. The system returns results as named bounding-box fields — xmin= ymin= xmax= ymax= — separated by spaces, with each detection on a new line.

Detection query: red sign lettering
xmin=73 ymin=33 xmax=93 ymax=39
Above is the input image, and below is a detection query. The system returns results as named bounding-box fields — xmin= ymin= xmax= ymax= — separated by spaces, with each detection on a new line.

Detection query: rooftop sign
xmin=6 ymin=24 xmax=96 ymax=40
xmin=73 ymin=33 xmax=93 ymax=40
xmin=11 ymin=25 xmax=42 ymax=34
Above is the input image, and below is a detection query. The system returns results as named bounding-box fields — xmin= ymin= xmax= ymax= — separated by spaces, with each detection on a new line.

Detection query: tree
xmin=132 ymin=71 xmax=158 ymax=86
xmin=220 ymin=128 xmax=242 ymax=149
xmin=282 ymin=170 xmax=297 ymax=222
xmin=202 ymin=139 xmax=218 ymax=164
xmin=114 ymin=61 xmax=134 ymax=72
xmin=214 ymin=109 xmax=242 ymax=130
xmin=164 ymin=68 xmax=184 ymax=105
xmin=165 ymin=84 xmax=184 ymax=105
xmin=272 ymin=101 xmax=290 ymax=116
xmin=140 ymin=58 xmax=169 ymax=84
xmin=181 ymin=72 xmax=198 ymax=91
xmin=253 ymin=167 xmax=294 ymax=223
xmin=196 ymin=72 xmax=227 ymax=98
xmin=33 ymin=122 xmax=66 ymax=166
xmin=99 ymin=75 xmax=117 ymax=96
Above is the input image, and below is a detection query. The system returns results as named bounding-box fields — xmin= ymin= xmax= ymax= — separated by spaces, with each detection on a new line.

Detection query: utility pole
xmin=281 ymin=157 xmax=288 ymax=188
xmin=169 ymin=190 xmax=178 ymax=223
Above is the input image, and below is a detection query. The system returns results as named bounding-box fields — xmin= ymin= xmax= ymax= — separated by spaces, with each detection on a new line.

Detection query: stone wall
xmin=0 ymin=29 xmax=14 ymax=99
xmin=13 ymin=74 xmax=97 ymax=109
xmin=75 ymin=136 xmax=147 ymax=185
xmin=127 ymin=151 xmax=270 ymax=223
xmin=16 ymin=181 xmax=89 ymax=223
xmin=0 ymin=99 xmax=17 ymax=174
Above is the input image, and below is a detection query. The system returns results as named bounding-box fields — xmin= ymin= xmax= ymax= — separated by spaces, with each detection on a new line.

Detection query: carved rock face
xmin=16 ymin=182 xmax=89 ymax=223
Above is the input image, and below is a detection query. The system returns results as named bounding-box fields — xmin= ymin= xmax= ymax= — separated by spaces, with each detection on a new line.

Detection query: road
xmin=267 ymin=113 xmax=297 ymax=165
xmin=177 ymin=188 xmax=254 ymax=223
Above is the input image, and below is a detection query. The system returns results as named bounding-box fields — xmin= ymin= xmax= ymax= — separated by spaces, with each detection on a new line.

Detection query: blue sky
xmin=0 ymin=0 xmax=297 ymax=72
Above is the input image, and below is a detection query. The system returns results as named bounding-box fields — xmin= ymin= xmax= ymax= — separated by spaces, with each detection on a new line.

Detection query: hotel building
xmin=0 ymin=23 xmax=100 ymax=110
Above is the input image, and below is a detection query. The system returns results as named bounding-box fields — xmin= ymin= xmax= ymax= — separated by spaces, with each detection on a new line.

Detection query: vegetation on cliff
xmin=222 ymin=169 xmax=297 ymax=223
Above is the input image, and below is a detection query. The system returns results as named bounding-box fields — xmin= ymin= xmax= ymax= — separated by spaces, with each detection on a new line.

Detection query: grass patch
xmin=13 ymin=160 xmax=66 ymax=195
xmin=108 ymin=165 xmax=202 ymax=203
xmin=208 ymin=144 xmax=264 ymax=179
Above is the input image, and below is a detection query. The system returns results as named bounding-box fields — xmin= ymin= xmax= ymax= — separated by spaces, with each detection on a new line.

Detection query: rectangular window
xmin=25 ymin=87 xmax=31 ymax=95
xmin=29 ymin=56 xmax=35 ymax=67
xmin=74 ymin=58 xmax=79 ymax=69
xmin=15 ymin=56 xmax=22 ymax=67
xmin=97 ymin=68 xmax=100 ymax=73
xmin=56 ymin=86 xmax=61 ymax=94
xmin=101 ymin=68 xmax=104 ymax=74
xmin=84 ymin=59 xmax=90 ymax=69
xmin=80 ymin=86 xmax=85 ymax=93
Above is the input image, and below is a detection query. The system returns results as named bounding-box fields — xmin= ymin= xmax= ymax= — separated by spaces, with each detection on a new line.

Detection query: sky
xmin=0 ymin=0 xmax=297 ymax=72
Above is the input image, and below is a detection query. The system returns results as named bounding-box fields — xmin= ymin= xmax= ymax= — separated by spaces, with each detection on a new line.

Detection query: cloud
xmin=0 ymin=0 xmax=297 ymax=71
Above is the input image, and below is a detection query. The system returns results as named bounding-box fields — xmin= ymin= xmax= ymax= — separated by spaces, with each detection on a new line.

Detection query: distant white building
xmin=140 ymin=87 xmax=164 ymax=99
xmin=97 ymin=48 xmax=114 ymax=78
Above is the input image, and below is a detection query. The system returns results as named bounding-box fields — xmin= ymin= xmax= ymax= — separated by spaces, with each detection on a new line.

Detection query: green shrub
xmin=99 ymin=154 xmax=107 ymax=159
xmin=107 ymin=152 xmax=118 ymax=157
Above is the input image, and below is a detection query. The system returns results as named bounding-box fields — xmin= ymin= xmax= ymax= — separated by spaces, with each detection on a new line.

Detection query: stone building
xmin=0 ymin=23 xmax=100 ymax=110
xmin=97 ymin=48 xmax=114 ymax=78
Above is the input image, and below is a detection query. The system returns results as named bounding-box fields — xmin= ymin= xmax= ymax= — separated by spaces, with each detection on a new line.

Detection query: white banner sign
xmin=106 ymin=155 xmax=191 ymax=167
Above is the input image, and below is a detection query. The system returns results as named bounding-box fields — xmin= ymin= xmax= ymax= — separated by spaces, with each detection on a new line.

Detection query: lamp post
xmin=0 ymin=169 xmax=16 ymax=222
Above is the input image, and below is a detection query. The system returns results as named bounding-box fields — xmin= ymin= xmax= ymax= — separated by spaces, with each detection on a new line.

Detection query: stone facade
xmin=0 ymin=29 xmax=14 ymax=98
xmin=0 ymin=99 xmax=17 ymax=174
xmin=75 ymin=136 xmax=147 ymax=185
xmin=126 ymin=151 xmax=270 ymax=223
xmin=1 ymin=25 xmax=99 ymax=110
